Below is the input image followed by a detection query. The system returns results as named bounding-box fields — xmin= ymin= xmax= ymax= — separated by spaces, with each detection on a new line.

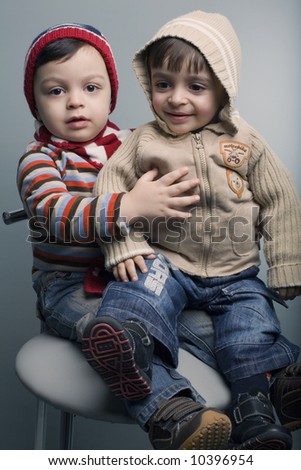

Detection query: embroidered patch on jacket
xmin=220 ymin=141 xmax=250 ymax=168
xmin=226 ymin=170 xmax=244 ymax=198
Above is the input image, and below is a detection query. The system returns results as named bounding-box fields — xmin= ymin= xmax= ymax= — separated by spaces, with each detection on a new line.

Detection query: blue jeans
xmin=33 ymin=270 xmax=207 ymax=428
xmin=33 ymin=257 xmax=300 ymax=428
xmin=99 ymin=256 xmax=299 ymax=378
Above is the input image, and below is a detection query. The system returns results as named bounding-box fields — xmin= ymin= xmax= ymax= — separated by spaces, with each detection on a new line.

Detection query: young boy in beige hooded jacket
xmin=83 ymin=11 xmax=301 ymax=450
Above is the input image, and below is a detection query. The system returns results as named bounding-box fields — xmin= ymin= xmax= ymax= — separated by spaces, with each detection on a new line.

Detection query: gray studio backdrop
xmin=1 ymin=0 xmax=300 ymax=450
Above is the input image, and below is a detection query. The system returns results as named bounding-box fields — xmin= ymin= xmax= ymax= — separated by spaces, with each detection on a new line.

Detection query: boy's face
xmin=33 ymin=45 xmax=111 ymax=142
xmin=150 ymin=61 xmax=226 ymax=135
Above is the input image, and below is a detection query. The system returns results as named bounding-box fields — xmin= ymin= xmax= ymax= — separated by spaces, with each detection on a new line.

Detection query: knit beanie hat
xmin=133 ymin=10 xmax=241 ymax=131
xmin=24 ymin=23 xmax=118 ymax=117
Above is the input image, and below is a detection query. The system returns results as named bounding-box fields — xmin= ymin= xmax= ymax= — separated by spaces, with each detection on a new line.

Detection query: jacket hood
xmin=132 ymin=10 xmax=241 ymax=135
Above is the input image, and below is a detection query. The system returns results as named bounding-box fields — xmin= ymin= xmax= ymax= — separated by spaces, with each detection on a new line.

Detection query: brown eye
xmin=86 ymin=85 xmax=98 ymax=92
xmin=190 ymin=83 xmax=205 ymax=92
xmin=49 ymin=88 xmax=64 ymax=96
xmin=156 ymin=81 xmax=170 ymax=90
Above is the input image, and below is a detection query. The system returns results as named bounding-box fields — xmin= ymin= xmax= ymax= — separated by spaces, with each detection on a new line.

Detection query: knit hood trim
xmin=133 ymin=11 xmax=241 ymax=136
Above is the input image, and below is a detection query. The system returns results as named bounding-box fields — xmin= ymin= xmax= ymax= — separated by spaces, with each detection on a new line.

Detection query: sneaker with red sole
xmin=226 ymin=392 xmax=292 ymax=450
xmin=81 ymin=316 xmax=154 ymax=401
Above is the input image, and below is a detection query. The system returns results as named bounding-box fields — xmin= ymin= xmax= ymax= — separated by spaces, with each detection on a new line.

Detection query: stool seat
xmin=16 ymin=332 xmax=230 ymax=424
xmin=15 ymin=332 xmax=134 ymax=423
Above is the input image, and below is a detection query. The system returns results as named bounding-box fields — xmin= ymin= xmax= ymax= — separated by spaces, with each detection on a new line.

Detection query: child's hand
xmin=112 ymin=254 xmax=155 ymax=282
xmin=277 ymin=286 xmax=301 ymax=300
xmin=120 ymin=167 xmax=200 ymax=223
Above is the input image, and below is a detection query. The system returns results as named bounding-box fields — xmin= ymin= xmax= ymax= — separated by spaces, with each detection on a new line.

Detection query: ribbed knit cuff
xmin=267 ymin=264 xmax=301 ymax=289
xmin=101 ymin=235 xmax=155 ymax=271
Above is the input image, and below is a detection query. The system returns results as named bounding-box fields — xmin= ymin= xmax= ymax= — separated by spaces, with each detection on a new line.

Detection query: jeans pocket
xmin=33 ymin=271 xmax=88 ymax=340
xmin=222 ymin=276 xmax=287 ymax=307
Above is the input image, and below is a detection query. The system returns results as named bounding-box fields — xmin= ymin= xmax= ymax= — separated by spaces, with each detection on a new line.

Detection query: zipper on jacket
xmin=193 ymin=132 xmax=212 ymax=276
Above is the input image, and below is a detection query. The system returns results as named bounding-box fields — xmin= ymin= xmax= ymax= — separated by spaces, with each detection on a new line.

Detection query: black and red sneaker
xmin=270 ymin=363 xmax=301 ymax=432
xmin=81 ymin=316 xmax=154 ymax=401
xmin=226 ymin=392 xmax=292 ymax=450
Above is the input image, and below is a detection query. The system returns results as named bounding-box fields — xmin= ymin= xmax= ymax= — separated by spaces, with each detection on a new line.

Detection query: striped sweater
xmin=17 ymin=123 xmax=131 ymax=274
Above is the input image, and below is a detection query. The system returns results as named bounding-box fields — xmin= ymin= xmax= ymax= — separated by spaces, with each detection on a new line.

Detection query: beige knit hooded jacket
xmin=95 ymin=10 xmax=301 ymax=290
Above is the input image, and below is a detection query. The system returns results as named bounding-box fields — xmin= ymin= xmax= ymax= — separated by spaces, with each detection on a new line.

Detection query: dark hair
xmin=146 ymin=37 xmax=208 ymax=74
xmin=35 ymin=38 xmax=87 ymax=69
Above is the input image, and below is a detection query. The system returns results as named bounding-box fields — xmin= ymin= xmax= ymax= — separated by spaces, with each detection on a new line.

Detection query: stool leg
xmin=59 ymin=412 xmax=74 ymax=450
xmin=34 ymin=399 xmax=47 ymax=449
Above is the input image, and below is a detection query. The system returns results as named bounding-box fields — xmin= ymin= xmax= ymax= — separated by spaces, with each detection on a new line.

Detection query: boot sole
xmin=179 ymin=410 xmax=232 ymax=450
xmin=230 ymin=430 xmax=292 ymax=450
xmin=82 ymin=318 xmax=152 ymax=400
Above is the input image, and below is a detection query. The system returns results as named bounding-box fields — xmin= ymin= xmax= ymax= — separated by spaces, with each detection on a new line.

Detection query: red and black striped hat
xmin=24 ymin=23 xmax=119 ymax=117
